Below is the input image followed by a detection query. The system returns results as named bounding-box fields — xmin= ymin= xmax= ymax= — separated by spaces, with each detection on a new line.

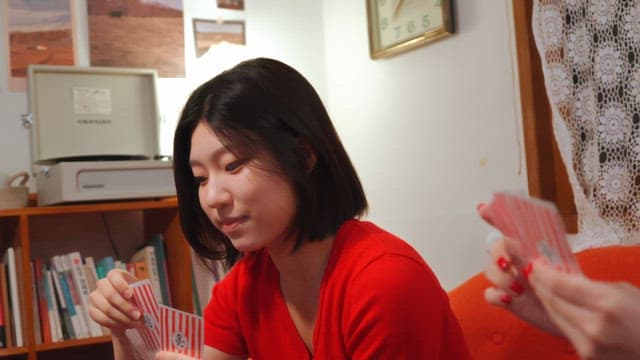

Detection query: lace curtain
xmin=532 ymin=0 xmax=640 ymax=250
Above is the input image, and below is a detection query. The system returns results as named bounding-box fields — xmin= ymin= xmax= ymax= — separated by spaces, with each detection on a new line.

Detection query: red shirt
xmin=204 ymin=219 xmax=470 ymax=359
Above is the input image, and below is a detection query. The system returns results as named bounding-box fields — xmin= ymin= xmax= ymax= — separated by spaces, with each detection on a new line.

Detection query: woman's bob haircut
xmin=173 ymin=58 xmax=367 ymax=268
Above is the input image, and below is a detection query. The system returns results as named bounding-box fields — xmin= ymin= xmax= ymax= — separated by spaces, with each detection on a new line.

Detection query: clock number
xmin=394 ymin=25 xmax=402 ymax=39
xmin=381 ymin=17 xmax=388 ymax=30
xmin=422 ymin=14 xmax=431 ymax=29
xmin=407 ymin=20 xmax=415 ymax=33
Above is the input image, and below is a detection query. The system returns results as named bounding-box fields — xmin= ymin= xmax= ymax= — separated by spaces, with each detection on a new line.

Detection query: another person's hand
xmin=88 ymin=269 xmax=142 ymax=337
xmin=483 ymin=237 xmax=561 ymax=336
xmin=529 ymin=261 xmax=640 ymax=359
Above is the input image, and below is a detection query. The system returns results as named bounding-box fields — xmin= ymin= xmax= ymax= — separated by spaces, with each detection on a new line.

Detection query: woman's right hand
xmin=88 ymin=269 xmax=142 ymax=337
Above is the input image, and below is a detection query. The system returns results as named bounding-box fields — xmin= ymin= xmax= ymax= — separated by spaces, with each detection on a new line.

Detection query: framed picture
xmin=217 ymin=0 xmax=244 ymax=11
xmin=192 ymin=19 xmax=245 ymax=57
xmin=4 ymin=0 xmax=76 ymax=92
xmin=366 ymin=0 xmax=454 ymax=59
xmin=87 ymin=0 xmax=185 ymax=78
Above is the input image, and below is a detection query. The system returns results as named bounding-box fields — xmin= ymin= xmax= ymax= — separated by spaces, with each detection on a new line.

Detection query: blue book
xmin=96 ymin=256 xmax=115 ymax=279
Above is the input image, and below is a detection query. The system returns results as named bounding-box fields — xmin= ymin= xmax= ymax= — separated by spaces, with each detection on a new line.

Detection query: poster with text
xmin=4 ymin=0 xmax=76 ymax=92
xmin=87 ymin=0 xmax=185 ymax=78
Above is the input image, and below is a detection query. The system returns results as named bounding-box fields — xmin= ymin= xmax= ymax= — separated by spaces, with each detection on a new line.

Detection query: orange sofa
xmin=448 ymin=245 xmax=640 ymax=359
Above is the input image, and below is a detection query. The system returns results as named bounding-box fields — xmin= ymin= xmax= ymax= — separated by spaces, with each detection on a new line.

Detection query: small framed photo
xmin=217 ymin=0 xmax=244 ymax=10
xmin=192 ymin=19 xmax=245 ymax=57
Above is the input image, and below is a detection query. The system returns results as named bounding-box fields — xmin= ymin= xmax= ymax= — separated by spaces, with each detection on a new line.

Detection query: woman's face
xmin=189 ymin=122 xmax=297 ymax=253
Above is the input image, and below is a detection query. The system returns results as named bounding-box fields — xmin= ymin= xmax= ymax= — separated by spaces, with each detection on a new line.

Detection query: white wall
xmin=0 ymin=0 xmax=527 ymax=289
xmin=321 ymin=0 xmax=527 ymax=289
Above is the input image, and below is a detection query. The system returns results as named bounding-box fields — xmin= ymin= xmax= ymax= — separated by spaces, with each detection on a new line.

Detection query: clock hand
xmin=393 ymin=0 xmax=405 ymax=20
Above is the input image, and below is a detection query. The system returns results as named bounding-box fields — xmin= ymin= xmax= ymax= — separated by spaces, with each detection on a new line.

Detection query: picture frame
xmin=366 ymin=0 xmax=454 ymax=59
xmin=192 ymin=19 xmax=245 ymax=57
xmin=217 ymin=0 xmax=244 ymax=11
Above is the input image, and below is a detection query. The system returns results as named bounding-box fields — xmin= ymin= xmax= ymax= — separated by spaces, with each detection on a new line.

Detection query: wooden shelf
xmin=35 ymin=335 xmax=111 ymax=351
xmin=0 ymin=197 xmax=178 ymax=217
xmin=0 ymin=196 xmax=193 ymax=359
xmin=0 ymin=345 xmax=28 ymax=356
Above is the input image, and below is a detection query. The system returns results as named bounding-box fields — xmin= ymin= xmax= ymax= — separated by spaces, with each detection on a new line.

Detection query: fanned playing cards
xmin=481 ymin=192 xmax=582 ymax=274
xmin=126 ymin=280 xmax=204 ymax=359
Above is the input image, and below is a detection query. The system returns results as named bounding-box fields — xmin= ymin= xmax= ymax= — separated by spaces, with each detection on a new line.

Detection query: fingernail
xmin=510 ymin=281 xmax=525 ymax=295
xmin=476 ymin=203 xmax=485 ymax=212
xmin=497 ymin=256 xmax=510 ymax=271
xmin=499 ymin=294 xmax=512 ymax=305
xmin=124 ymin=289 xmax=132 ymax=299
xmin=522 ymin=262 xmax=533 ymax=279
xmin=132 ymin=310 xmax=141 ymax=320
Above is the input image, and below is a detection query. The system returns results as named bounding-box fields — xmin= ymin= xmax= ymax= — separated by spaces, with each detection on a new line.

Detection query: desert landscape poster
xmin=87 ymin=0 xmax=185 ymax=78
xmin=5 ymin=0 xmax=76 ymax=92
xmin=193 ymin=19 xmax=245 ymax=58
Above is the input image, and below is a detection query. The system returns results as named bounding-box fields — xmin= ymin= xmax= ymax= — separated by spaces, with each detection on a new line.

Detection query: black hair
xmin=173 ymin=58 xmax=367 ymax=268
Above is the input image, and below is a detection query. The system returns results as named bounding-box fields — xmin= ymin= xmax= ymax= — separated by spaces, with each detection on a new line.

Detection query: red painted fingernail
xmin=510 ymin=281 xmax=525 ymax=295
xmin=499 ymin=294 xmax=512 ymax=305
xmin=522 ymin=262 xmax=533 ymax=279
xmin=497 ymin=256 xmax=510 ymax=271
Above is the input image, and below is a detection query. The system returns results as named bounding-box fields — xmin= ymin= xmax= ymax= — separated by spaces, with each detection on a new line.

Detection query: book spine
xmin=49 ymin=269 xmax=74 ymax=340
xmin=44 ymin=269 xmax=62 ymax=342
xmin=1 ymin=263 xmax=14 ymax=348
xmin=29 ymin=261 xmax=42 ymax=345
xmin=55 ymin=256 xmax=89 ymax=339
xmin=145 ymin=247 xmax=162 ymax=305
xmin=3 ymin=248 xmax=23 ymax=347
xmin=67 ymin=252 xmax=103 ymax=337
xmin=150 ymin=235 xmax=172 ymax=306
xmin=34 ymin=259 xmax=52 ymax=344
xmin=0 ymin=264 xmax=6 ymax=348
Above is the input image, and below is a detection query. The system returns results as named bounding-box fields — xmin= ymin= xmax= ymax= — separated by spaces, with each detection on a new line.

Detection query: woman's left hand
xmin=529 ymin=261 xmax=640 ymax=359
xmin=154 ymin=351 xmax=199 ymax=360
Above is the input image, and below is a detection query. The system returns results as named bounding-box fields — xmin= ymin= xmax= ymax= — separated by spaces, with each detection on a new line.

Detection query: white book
xmin=44 ymin=269 xmax=62 ymax=342
xmin=67 ymin=252 xmax=103 ymax=337
xmin=51 ymin=255 xmax=89 ymax=339
xmin=2 ymin=248 xmax=23 ymax=347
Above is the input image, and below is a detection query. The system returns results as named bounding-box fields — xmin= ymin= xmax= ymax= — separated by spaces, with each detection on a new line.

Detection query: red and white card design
xmin=482 ymin=192 xmax=581 ymax=274
xmin=126 ymin=280 xmax=203 ymax=359
xmin=160 ymin=305 xmax=204 ymax=359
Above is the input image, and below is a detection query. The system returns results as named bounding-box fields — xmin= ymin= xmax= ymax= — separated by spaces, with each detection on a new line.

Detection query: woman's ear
xmin=299 ymin=141 xmax=317 ymax=174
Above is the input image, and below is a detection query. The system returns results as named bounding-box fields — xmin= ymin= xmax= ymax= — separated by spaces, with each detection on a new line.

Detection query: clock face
xmin=367 ymin=0 xmax=451 ymax=58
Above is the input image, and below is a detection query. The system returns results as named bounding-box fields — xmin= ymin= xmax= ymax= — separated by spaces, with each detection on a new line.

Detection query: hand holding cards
xmin=480 ymin=192 xmax=581 ymax=274
xmin=126 ymin=280 xmax=204 ymax=360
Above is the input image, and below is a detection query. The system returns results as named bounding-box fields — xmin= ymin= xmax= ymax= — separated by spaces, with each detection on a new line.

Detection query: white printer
xmin=25 ymin=65 xmax=175 ymax=206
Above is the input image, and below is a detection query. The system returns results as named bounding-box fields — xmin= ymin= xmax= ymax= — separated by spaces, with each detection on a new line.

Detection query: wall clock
xmin=366 ymin=0 xmax=454 ymax=59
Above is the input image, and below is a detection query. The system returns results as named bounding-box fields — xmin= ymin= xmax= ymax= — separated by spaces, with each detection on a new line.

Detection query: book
xmin=95 ymin=256 xmax=115 ymax=279
xmin=67 ymin=252 xmax=103 ymax=337
xmin=130 ymin=246 xmax=162 ymax=304
xmin=43 ymin=268 xmax=63 ymax=342
xmin=49 ymin=269 xmax=75 ymax=340
xmin=148 ymin=234 xmax=172 ymax=306
xmin=33 ymin=258 xmax=51 ymax=344
xmin=51 ymin=255 xmax=89 ymax=339
xmin=0 ymin=264 xmax=8 ymax=348
xmin=29 ymin=261 xmax=42 ymax=345
xmin=2 ymin=248 xmax=23 ymax=347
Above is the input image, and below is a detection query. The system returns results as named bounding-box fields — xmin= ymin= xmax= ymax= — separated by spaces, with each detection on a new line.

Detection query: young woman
xmin=88 ymin=58 xmax=470 ymax=359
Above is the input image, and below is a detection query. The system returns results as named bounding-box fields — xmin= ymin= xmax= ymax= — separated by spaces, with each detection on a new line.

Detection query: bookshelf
xmin=0 ymin=196 xmax=193 ymax=360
